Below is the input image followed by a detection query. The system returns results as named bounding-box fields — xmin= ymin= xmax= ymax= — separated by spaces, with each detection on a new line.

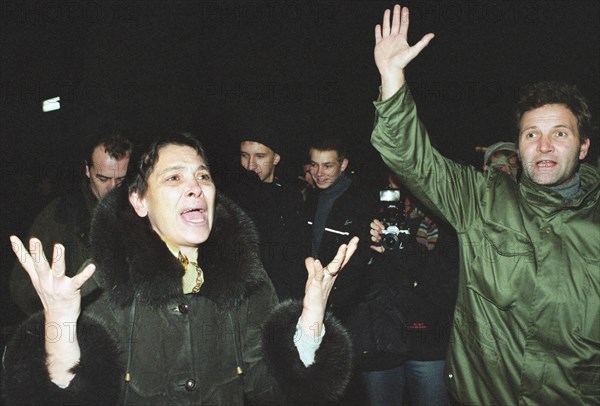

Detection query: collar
xmin=520 ymin=164 xmax=600 ymax=209
xmin=320 ymin=172 xmax=352 ymax=197
xmin=161 ymin=237 xmax=198 ymax=264
xmin=89 ymin=188 xmax=267 ymax=309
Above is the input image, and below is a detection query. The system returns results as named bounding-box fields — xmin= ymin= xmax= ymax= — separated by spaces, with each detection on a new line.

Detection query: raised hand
xmin=300 ymin=236 xmax=359 ymax=337
xmin=374 ymin=4 xmax=435 ymax=99
xmin=9 ymin=236 xmax=95 ymax=385
xmin=10 ymin=236 xmax=95 ymax=320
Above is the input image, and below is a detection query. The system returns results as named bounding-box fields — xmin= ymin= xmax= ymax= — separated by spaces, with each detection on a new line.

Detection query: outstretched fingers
xmin=381 ymin=8 xmax=391 ymax=37
xmin=52 ymin=244 xmax=66 ymax=277
xmin=304 ymin=256 xmax=317 ymax=281
xmin=326 ymin=236 xmax=359 ymax=274
xmin=10 ymin=236 xmax=42 ymax=282
xmin=340 ymin=236 xmax=359 ymax=269
xmin=413 ymin=32 xmax=435 ymax=54
xmin=398 ymin=5 xmax=408 ymax=39
xmin=378 ymin=5 xmax=404 ymax=40
xmin=9 ymin=236 xmax=95 ymax=309
xmin=71 ymin=263 xmax=96 ymax=290
xmin=392 ymin=4 xmax=402 ymax=36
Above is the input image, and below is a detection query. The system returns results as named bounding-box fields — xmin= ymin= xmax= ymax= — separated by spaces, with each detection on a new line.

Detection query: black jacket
xmin=3 ymin=187 xmax=352 ymax=405
xmin=304 ymin=178 xmax=376 ymax=323
xmin=221 ymin=167 xmax=306 ymax=300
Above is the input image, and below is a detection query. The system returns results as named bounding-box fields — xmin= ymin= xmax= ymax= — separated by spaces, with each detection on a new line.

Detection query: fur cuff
xmin=2 ymin=312 xmax=121 ymax=405
xmin=262 ymin=300 xmax=353 ymax=405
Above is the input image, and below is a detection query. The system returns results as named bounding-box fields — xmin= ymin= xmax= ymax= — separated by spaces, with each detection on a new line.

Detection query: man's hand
xmin=300 ymin=237 xmax=359 ymax=337
xmin=375 ymin=4 xmax=435 ymax=100
xmin=369 ymin=219 xmax=386 ymax=253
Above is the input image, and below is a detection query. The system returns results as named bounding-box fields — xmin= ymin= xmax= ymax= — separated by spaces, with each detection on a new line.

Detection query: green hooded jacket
xmin=371 ymin=84 xmax=599 ymax=405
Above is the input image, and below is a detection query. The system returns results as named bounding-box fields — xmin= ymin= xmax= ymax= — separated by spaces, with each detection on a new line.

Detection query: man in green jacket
xmin=369 ymin=5 xmax=599 ymax=405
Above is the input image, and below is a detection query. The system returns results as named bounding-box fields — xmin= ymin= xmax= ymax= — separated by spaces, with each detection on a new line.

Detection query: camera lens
xmin=382 ymin=234 xmax=400 ymax=251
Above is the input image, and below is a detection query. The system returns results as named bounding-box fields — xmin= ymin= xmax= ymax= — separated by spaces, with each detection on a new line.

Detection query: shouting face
xmin=129 ymin=144 xmax=216 ymax=258
xmin=519 ymin=104 xmax=590 ymax=186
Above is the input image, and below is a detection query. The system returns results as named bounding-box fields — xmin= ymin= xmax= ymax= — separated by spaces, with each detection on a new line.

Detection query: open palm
xmin=374 ymin=5 xmax=434 ymax=97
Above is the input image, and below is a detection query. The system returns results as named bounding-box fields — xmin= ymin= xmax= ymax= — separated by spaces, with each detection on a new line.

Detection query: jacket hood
xmin=89 ymin=185 xmax=267 ymax=310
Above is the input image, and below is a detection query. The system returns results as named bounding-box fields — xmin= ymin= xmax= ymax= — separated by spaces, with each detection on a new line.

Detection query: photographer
xmin=365 ymin=174 xmax=459 ymax=406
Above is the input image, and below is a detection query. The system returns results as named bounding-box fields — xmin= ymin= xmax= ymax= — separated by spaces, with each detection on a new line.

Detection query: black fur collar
xmin=89 ymin=186 xmax=266 ymax=310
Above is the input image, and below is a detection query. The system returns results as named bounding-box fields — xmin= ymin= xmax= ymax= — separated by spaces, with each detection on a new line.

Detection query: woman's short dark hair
xmin=516 ymin=82 xmax=592 ymax=144
xmin=129 ymin=131 xmax=209 ymax=197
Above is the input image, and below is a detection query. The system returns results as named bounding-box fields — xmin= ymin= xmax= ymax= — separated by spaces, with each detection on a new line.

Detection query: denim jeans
xmin=361 ymin=360 xmax=449 ymax=406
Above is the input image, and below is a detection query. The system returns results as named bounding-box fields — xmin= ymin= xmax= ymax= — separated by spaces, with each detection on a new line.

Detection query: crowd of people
xmin=3 ymin=3 xmax=598 ymax=406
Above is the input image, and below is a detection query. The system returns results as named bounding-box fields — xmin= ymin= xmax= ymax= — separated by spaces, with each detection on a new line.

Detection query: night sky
xmin=1 ymin=0 xmax=598 ymax=325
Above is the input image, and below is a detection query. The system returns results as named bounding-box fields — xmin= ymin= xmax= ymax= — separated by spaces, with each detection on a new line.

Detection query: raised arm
xmin=374 ymin=4 xmax=434 ymax=100
xmin=9 ymin=236 xmax=95 ymax=387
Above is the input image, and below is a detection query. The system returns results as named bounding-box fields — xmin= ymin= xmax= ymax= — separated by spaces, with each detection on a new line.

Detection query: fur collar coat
xmin=4 ymin=186 xmax=353 ymax=405
xmin=89 ymin=186 xmax=266 ymax=310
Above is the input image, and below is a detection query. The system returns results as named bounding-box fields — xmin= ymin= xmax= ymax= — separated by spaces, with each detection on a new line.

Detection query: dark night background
xmin=1 ymin=1 xmax=598 ymax=336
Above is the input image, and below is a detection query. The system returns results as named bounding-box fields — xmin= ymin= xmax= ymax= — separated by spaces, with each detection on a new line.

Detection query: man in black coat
xmin=304 ymin=137 xmax=375 ymax=324
xmin=221 ymin=132 xmax=306 ymax=300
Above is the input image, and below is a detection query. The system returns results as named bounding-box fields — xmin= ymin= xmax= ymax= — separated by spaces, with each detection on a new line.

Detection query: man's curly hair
xmin=516 ymin=82 xmax=592 ymax=144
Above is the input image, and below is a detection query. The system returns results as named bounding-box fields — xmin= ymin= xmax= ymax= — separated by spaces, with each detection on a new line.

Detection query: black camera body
xmin=379 ymin=189 xmax=411 ymax=251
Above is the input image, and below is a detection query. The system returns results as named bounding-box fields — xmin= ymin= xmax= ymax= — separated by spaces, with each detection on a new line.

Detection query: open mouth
xmin=536 ymin=160 xmax=556 ymax=168
xmin=180 ymin=207 xmax=207 ymax=224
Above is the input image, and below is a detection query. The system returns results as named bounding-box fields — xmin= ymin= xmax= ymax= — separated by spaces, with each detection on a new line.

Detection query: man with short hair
xmin=482 ymin=141 xmax=519 ymax=179
xmin=85 ymin=137 xmax=131 ymax=199
xmin=305 ymin=138 xmax=376 ymax=404
xmin=222 ymin=133 xmax=305 ymax=300
xmin=10 ymin=129 xmax=132 ymax=315
xmin=370 ymin=5 xmax=598 ymax=404
xmin=305 ymin=138 xmax=373 ymax=324
xmin=240 ymin=139 xmax=281 ymax=183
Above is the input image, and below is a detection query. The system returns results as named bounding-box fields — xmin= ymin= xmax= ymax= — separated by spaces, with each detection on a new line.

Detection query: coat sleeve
xmin=2 ymin=312 xmax=121 ymax=405
xmin=370 ymin=84 xmax=487 ymax=232
xmin=260 ymin=300 xmax=353 ymax=405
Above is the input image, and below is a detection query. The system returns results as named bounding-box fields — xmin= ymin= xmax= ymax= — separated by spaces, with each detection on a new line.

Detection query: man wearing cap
xmin=221 ymin=133 xmax=305 ymax=300
xmin=483 ymin=141 xmax=519 ymax=180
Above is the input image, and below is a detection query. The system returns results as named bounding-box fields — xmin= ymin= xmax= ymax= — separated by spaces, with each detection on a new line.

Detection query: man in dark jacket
xmin=5 ymin=132 xmax=357 ymax=405
xmin=370 ymin=5 xmax=598 ymax=404
xmin=9 ymin=129 xmax=132 ymax=315
xmin=221 ymin=132 xmax=306 ymax=300
xmin=305 ymin=137 xmax=375 ymax=323
xmin=304 ymin=137 xmax=375 ymax=405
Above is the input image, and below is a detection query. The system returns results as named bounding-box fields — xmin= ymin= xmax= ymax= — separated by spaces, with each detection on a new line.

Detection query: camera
xmin=379 ymin=189 xmax=410 ymax=251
